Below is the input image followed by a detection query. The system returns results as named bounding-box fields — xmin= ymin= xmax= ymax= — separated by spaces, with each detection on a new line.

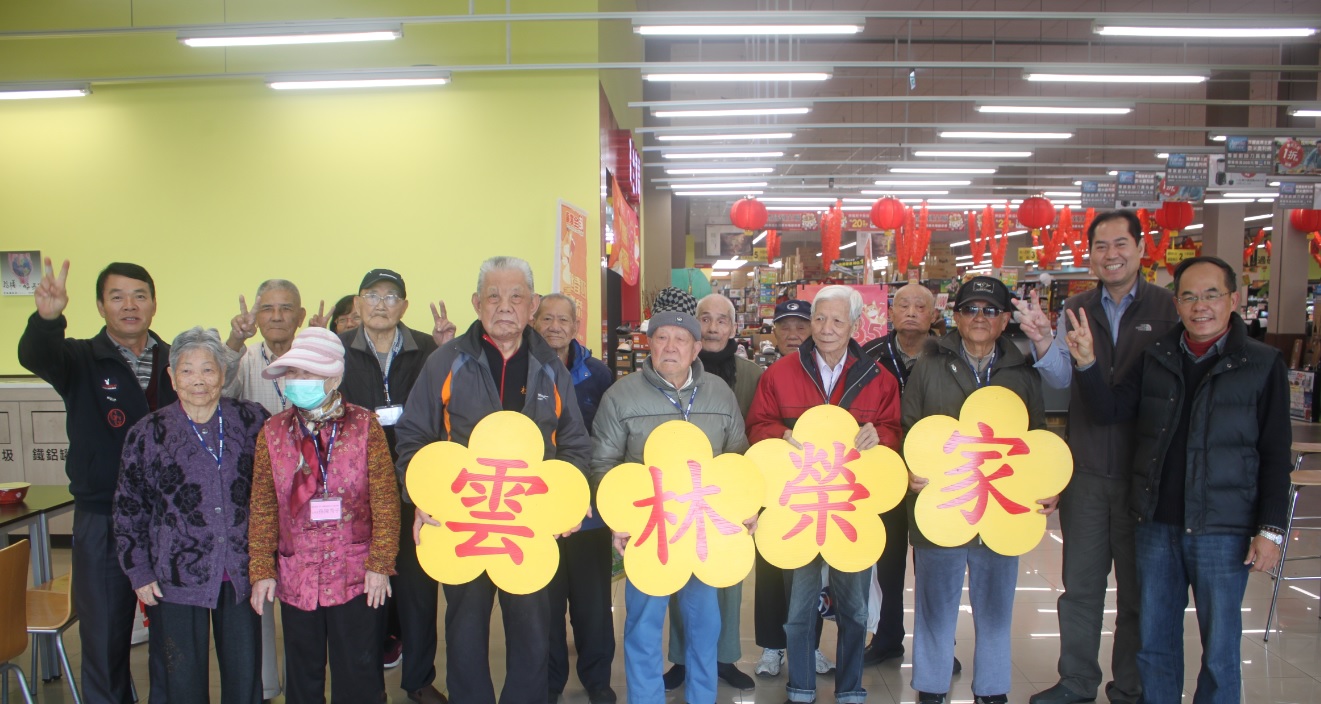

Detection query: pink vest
xmin=263 ymin=403 xmax=376 ymax=611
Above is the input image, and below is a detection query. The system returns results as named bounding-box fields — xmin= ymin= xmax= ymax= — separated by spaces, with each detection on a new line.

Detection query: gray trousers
xmin=668 ymin=582 xmax=742 ymax=665
xmin=1055 ymin=472 xmax=1142 ymax=702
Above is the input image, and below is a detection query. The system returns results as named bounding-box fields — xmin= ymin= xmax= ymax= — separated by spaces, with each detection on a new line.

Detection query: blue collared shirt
xmin=1033 ymin=280 xmax=1138 ymax=387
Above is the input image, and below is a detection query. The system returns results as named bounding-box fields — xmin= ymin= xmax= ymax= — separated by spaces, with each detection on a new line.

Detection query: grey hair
xmin=696 ymin=294 xmax=736 ymax=322
xmin=476 ymin=256 xmax=535 ymax=294
xmin=254 ymin=279 xmax=301 ymax=307
xmin=812 ymin=285 xmax=864 ymax=323
xmin=536 ymin=292 xmax=578 ymax=321
xmin=169 ymin=327 xmax=229 ymax=372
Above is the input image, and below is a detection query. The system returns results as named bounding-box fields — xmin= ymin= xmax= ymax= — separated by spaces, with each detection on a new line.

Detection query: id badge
xmin=309 ymin=497 xmax=343 ymax=522
xmin=375 ymin=405 xmax=404 ymax=426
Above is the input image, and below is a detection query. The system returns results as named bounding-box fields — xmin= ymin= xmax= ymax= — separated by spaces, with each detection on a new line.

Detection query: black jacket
xmin=1077 ymin=314 xmax=1292 ymax=535
xmin=338 ymin=324 xmax=438 ymax=459
xmin=862 ymin=330 xmax=931 ymax=393
xmin=18 ymin=312 xmax=177 ymax=513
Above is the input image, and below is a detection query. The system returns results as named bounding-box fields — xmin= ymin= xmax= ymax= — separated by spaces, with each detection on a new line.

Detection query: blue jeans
xmin=912 ymin=544 xmax=1017 ymax=697
xmin=1135 ymin=523 xmax=1251 ymax=704
xmin=786 ymin=557 xmax=868 ymax=703
xmin=624 ymin=576 xmax=719 ymax=704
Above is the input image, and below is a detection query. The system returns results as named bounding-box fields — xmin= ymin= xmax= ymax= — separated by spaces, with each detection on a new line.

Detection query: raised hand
xmin=307 ymin=300 xmax=329 ymax=329
xmin=34 ymin=258 xmax=70 ymax=321
xmin=227 ymin=295 xmax=258 ymax=351
xmin=1012 ymin=287 xmax=1054 ymax=356
xmin=431 ymin=300 xmax=457 ymax=346
xmin=1064 ymin=308 xmax=1096 ymax=368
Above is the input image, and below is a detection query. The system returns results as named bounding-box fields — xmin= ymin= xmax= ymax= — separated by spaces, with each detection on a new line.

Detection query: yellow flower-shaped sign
xmin=746 ymin=405 xmax=909 ymax=573
xmin=405 ymin=411 xmax=589 ymax=595
xmin=597 ymin=420 xmax=764 ymax=597
xmin=905 ymin=386 xmax=1072 ymax=556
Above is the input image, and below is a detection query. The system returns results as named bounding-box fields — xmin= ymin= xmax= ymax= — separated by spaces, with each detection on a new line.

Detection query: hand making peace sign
xmin=35 ymin=257 xmax=70 ymax=321
xmin=431 ymin=299 xmax=457 ymax=346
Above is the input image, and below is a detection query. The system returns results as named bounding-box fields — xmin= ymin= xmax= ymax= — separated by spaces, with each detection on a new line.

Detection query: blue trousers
xmin=786 ymin=557 xmax=868 ymax=703
xmin=624 ymin=577 xmax=719 ymax=704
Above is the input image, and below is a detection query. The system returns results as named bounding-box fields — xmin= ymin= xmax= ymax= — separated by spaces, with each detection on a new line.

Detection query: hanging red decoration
xmin=910 ymin=201 xmax=932 ymax=266
xmin=970 ymin=209 xmax=987 ymax=266
xmin=1136 ymin=208 xmax=1155 ymax=267
xmin=1159 ymin=201 xmax=1195 ymax=233
xmin=1310 ymin=233 xmax=1321 ymax=269
xmin=765 ymin=229 xmax=781 ymax=261
xmin=990 ymin=202 xmax=1012 ymax=268
xmin=1244 ymin=228 xmax=1269 ymax=265
xmin=1056 ymin=206 xmax=1078 ymax=267
xmin=821 ymin=200 xmax=844 ymax=271
xmin=1017 ymin=196 xmax=1056 ymax=246
xmin=1291 ymin=209 xmax=1321 ymax=235
xmin=870 ymin=197 xmax=907 ymax=230
xmin=729 ymin=197 xmax=768 ymax=232
xmin=1079 ymin=208 xmax=1096 ymax=256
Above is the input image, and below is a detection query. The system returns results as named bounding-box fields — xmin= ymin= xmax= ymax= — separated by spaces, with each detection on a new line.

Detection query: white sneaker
xmin=755 ymin=648 xmax=783 ymax=677
xmin=815 ymin=649 xmax=836 ymax=674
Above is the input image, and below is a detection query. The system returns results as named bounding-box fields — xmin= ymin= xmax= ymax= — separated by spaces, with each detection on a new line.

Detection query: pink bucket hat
xmin=261 ymin=327 xmax=345 ymax=379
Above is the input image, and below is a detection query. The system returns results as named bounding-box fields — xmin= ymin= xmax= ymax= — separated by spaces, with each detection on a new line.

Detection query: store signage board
xmin=1164 ymin=154 xmax=1210 ymax=187
xmin=1224 ymin=136 xmax=1275 ymax=174
xmin=1080 ymin=181 xmax=1118 ymax=209
xmin=1275 ymin=138 xmax=1321 ymax=177
xmin=1278 ymin=182 xmax=1320 ymax=209
xmin=1115 ymin=171 xmax=1160 ymax=201
xmin=1208 ymin=154 xmax=1269 ymax=188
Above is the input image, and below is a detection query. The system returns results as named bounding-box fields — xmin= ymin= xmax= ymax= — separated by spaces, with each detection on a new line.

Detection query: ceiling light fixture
xmin=0 ymin=84 xmax=90 ymax=100
xmin=673 ymin=190 xmax=765 ymax=196
xmin=633 ymin=21 xmax=864 ymax=36
xmin=267 ymin=70 xmax=450 ymax=90
xmin=643 ymin=71 xmax=831 ymax=82
xmin=939 ymin=131 xmax=1073 ymax=140
xmin=1043 ymin=191 xmax=1082 ymax=197
xmin=665 ymin=167 xmax=776 ymax=175
xmin=858 ymin=189 xmax=951 ymax=196
xmin=1024 ymin=72 xmax=1208 ymax=84
xmin=752 ymin=231 xmax=769 ymax=244
xmin=1094 ymin=24 xmax=1317 ymax=39
xmin=662 ymin=151 xmax=784 ymax=159
xmin=1289 ymin=107 xmax=1321 ymax=117
xmin=657 ymin=132 xmax=795 ymax=142
xmin=712 ymin=259 xmax=748 ymax=270
xmin=912 ymin=150 xmax=1032 ymax=158
xmin=873 ymin=179 xmax=973 ymax=186
xmin=890 ymin=167 xmax=997 ymax=174
xmin=1204 ymin=198 xmax=1254 ymax=204
xmin=667 ymin=181 xmax=768 ymax=189
xmin=1244 ymin=214 xmax=1274 ymax=222
xmin=653 ymin=106 xmax=811 ymax=118
xmin=976 ymin=104 xmax=1132 ymax=115
xmin=179 ymin=24 xmax=402 ymax=47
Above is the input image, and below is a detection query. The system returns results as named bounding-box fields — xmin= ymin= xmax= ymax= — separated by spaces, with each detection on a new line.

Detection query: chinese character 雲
xmin=444 ymin=457 xmax=548 ymax=565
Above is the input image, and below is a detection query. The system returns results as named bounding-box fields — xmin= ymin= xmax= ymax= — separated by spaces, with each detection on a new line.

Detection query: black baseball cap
xmin=359 ymin=269 xmax=407 ymax=298
xmin=774 ymin=299 xmax=811 ymax=322
xmin=954 ymin=276 xmax=1013 ymax=311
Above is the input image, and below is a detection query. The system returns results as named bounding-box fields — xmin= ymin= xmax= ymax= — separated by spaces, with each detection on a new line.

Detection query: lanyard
xmin=184 ymin=409 xmax=224 ymax=468
xmin=654 ymin=383 xmax=698 ymax=422
xmin=961 ymin=347 xmax=996 ymax=388
xmin=885 ymin=337 xmax=907 ymax=391
xmin=259 ymin=344 xmax=287 ymax=410
xmin=378 ymin=330 xmax=403 ymax=405
xmin=301 ymin=422 xmax=339 ymax=495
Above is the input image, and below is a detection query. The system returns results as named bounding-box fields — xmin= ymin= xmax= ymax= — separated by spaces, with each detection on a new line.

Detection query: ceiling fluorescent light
xmin=761 ymin=197 xmax=847 ymax=203
xmin=1244 ymin=214 xmax=1274 ymax=222
xmin=267 ymin=70 xmax=449 ymax=90
xmin=912 ymin=150 xmax=1032 ymax=158
xmin=976 ymin=104 xmax=1131 ymax=115
xmin=653 ymin=106 xmax=810 ymax=118
xmin=643 ymin=71 xmax=831 ymax=82
xmin=663 ymin=151 xmax=784 ymax=159
xmin=1204 ymin=198 xmax=1254 ymax=204
xmin=939 ymin=131 xmax=1073 ymax=140
xmin=668 ymin=181 xmax=768 ymax=189
xmin=657 ymin=132 xmax=794 ymax=142
xmin=1025 ymin=72 xmax=1207 ymax=84
xmin=840 ymin=242 xmax=857 ymax=250
xmin=1044 ymin=191 xmax=1082 ymax=197
xmin=891 ymin=167 xmax=996 ymax=174
xmin=1290 ymin=107 xmax=1321 ymax=117
xmin=712 ymin=259 xmax=748 ymax=270
xmin=665 ymin=167 xmax=775 ymax=175
xmin=634 ymin=22 xmax=864 ymax=36
xmin=858 ymin=189 xmax=951 ymax=195
xmin=752 ymin=231 xmax=769 ymax=244
xmin=873 ymin=179 xmax=972 ymax=186
xmin=180 ymin=24 xmax=401 ymax=47
xmin=674 ymin=190 xmax=764 ymax=196
xmin=0 ymin=83 xmax=90 ymax=100
xmin=1210 ymin=134 xmax=1228 ymax=141
xmin=1094 ymin=25 xmax=1317 ymax=39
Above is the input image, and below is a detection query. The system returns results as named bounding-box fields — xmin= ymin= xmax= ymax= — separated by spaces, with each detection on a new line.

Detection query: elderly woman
xmin=248 ymin=327 xmax=400 ymax=704
xmin=114 ymin=327 xmax=269 ymax=703
xmin=902 ymin=276 xmax=1057 ymax=704
xmin=746 ymin=285 xmax=903 ymax=704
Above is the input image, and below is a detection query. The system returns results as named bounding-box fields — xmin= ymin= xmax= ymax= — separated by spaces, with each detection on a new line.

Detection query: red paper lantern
xmin=870 ymin=197 xmax=907 ymax=231
xmin=1159 ymin=201 xmax=1194 ymax=232
xmin=1291 ymin=209 xmax=1321 ymax=234
xmin=729 ymin=197 xmax=768 ymax=232
xmin=1016 ymin=196 xmax=1056 ymax=230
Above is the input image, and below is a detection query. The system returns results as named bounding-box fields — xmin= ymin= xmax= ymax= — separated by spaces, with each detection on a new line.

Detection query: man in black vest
xmin=1015 ymin=211 xmax=1179 ymax=704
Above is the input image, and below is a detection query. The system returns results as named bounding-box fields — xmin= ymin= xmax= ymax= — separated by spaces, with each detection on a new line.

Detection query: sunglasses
xmin=956 ymin=304 xmax=1003 ymax=318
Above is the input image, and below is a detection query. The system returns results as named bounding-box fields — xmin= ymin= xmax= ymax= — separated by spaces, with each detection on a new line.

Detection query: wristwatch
xmin=1257 ymin=528 xmax=1284 ymax=546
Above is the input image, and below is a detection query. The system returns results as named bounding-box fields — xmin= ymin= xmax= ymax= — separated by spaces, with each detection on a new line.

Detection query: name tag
xmin=375 ymin=405 xmax=404 ymax=426
xmin=309 ymin=497 xmax=343 ymax=522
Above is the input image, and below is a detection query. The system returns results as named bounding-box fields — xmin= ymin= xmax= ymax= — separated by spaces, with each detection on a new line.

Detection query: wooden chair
xmin=28 ymin=572 xmax=81 ymax=704
xmin=0 ymin=539 xmax=35 ymax=704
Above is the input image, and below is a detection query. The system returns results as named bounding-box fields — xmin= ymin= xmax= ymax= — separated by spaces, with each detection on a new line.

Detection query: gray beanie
xmin=647 ymin=310 xmax=701 ymax=341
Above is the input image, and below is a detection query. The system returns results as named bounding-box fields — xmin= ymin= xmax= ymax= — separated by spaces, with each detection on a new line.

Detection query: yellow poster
xmin=405 ymin=411 xmax=590 ymax=595
xmin=597 ymin=420 xmax=764 ymax=597
xmin=746 ymin=405 xmax=909 ymax=573
xmin=905 ymin=386 xmax=1072 ymax=556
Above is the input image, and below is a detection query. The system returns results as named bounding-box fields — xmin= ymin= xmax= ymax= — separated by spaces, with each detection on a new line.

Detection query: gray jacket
xmin=590 ymin=358 xmax=749 ymax=488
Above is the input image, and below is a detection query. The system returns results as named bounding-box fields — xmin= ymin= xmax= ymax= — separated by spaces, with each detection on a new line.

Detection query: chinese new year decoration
xmin=766 ymin=229 xmax=781 ymax=261
xmin=1016 ymin=196 xmax=1055 ymax=246
xmin=905 ymin=386 xmax=1073 ymax=556
xmin=870 ymin=197 xmax=906 ymax=231
xmin=745 ymin=405 xmax=908 ymax=573
xmin=991 ymin=202 xmax=1013 ymax=268
xmin=1294 ymin=210 xmax=1321 ymax=268
xmin=821 ymin=199 xmax=844 ymax=270
xmin=909 ymin=201 xmax=932 ymax=268
xmin=1244 ymin=228 xmax=1270 ymax=266
xmin=730 ymin=197 xmax=768 ymax=234
xmin=597 ymin=420 xmax=764 ymax=597
xmin=405 ymin=411 xmax=590 ymax=594
xmin=967 ymin=209 xmax=986 ymax=267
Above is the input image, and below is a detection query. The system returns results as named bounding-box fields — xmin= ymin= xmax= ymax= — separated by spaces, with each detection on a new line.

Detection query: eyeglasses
xmin=956 ymin=304 xmax=1002 ymax=318
xmin=1175 ymin=290 xmax=1228 ymax=305
xmin=361 ymin=293 xmax=403 ymax=307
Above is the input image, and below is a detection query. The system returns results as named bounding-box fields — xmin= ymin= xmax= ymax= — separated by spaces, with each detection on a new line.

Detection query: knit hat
xmin=261 ymin=327 xmax=346 ymax=379
xmin=647 ymin=310 xmax=701 ymax=341
xmin=653 ymin=287 xmax=698 ymax=316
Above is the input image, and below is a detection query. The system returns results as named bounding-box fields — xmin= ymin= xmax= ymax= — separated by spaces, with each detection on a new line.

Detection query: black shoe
xmin=717 ymin=662 xmax=755 ymax=691
xmin=587 ymin=687 xmax=618 ymax=704
xmin=952 ymin=656 xmax=962 ymax=674
xmin=974 ymin=696 xmax=1009 ymax=704
xmin=663 ymin=664 xmax=686 ymax=691
xmin=1030 ymin=683 xmax=1096 ymax=704
xmin=862 ymin=638 xmax=905 ymax=666
xmin=917 ymin=693 xmax=947 ymax=704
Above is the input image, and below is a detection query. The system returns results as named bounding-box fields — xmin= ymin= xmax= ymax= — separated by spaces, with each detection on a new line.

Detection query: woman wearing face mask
xmin=247 ymin=327 xmax=400 ymax=704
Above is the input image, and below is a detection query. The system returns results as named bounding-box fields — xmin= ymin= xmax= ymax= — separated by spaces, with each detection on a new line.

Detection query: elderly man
xmin=19 ymin=259 xmax=179 ymax=704
xmin=395 ymin=256 xmax=592 ymax=704
xmin=1017 ymin=210 xmax=1179 ymax=704
xmin=592 ymin=310 xmax=751 ymax=704
xmin=534 ymin=293 xmax=617 ymax=704
xmin=659 ymin=294 xmax=762 ymax=691
xmin=1063 ymin=256 xmax=1290 ymax=704
xmin=903 ymin=276 xmax=1058 ymax=704
xmin=337 ymin=268 xmax=448 ymax=704
xmin=747 ymin=285 xmax=903 ymax=704
xmin=772 ymin=298 xmax=812 ymax=356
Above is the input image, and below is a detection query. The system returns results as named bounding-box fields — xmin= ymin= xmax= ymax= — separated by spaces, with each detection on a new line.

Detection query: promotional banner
xmin=1080 ymin=181 xmax=1118 ymax=209
xmin=745 ymin=405 xmax=908 ymax=572
xmin=607 ymin=176 xmax=641 ymax=286
xmin=556 ymin=201 xmax=590 ymax=344
xmin=597 ymin=420 xmax=764 ymax=597
xmin=2 ymin=251 xmax=38 ymax=296
xmin=1116 ymin=171 xmax=1160 ymax=201
xmin=1275 ymin=138 xmax=1321 ymax=176
xmin=1164 ymin=154 xmax=1210 ymax=187
xmin=1278 ymin=182 xmax=1319 ymax=210
xmin=905 ymin=386 xmax=1073 ymax=556
xmin=1224 ymin=136 xmax=1275 ymax=173
xmin=405 ymin=411 xmax=590 ymax=594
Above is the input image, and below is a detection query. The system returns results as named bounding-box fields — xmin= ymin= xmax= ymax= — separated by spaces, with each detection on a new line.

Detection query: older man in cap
xmin=395 ymin=256 xmax=592 ymax=704
xmin=592 ymin=309 xmax=753 ymax=704
xmin=771 ymin=299 xmax=812 ymax=357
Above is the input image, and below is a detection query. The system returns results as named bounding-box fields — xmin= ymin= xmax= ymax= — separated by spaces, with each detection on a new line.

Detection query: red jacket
xmin=747 ymin=337 xmax=902 ymax=451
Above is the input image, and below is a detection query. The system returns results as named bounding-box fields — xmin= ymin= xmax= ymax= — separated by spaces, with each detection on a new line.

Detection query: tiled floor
xmin=6 ymin=499 xmax=1321 ymax=703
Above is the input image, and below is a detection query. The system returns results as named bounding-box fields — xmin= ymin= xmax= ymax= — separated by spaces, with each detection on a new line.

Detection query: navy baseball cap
xmin=954 ymin=276 xmax=1013 ymax=311
xmin=359 ymin=269 xmax=407 ymax=298
xmin=774 ymin=299 xmax=811 ymax=322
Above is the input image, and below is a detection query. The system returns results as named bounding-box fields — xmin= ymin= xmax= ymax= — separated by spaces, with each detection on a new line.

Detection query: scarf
xmin=290 ymin=391 xmax=346 ymax=519
xmin=699 ymin=339 xmax=739 ymax=389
